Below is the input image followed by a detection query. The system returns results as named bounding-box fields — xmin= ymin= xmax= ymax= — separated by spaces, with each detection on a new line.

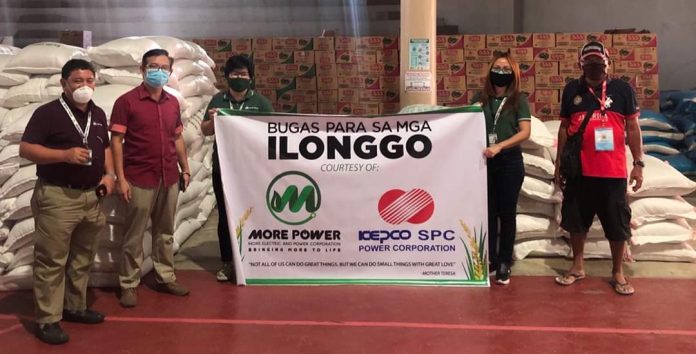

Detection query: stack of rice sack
xmin=639 ymin=109 xmax=696 ymax=175
xmin=626 ymin=155 xmax=696 ymax=262
xmin=0 ymin=37 xmax=217 ymax=290
xmin=514 ymin=117 xmax=569 ymax=260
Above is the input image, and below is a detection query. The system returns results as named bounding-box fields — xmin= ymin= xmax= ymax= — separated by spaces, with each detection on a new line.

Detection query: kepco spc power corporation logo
xmin=266 ymin=171 xmax=321 ymax=225
xmin=378 ymin=188 xmax=434 ymax=224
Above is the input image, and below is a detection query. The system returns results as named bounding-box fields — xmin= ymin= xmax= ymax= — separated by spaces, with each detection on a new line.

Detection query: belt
xmin=43 ymin=180 xmax=98 ymax=191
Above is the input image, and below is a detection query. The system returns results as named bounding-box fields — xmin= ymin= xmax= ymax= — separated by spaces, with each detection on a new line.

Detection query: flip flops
xmin=610 ymin=279 xmax=635 ymax=296
xmin=554 ymin=272 xmax=586 ymax=286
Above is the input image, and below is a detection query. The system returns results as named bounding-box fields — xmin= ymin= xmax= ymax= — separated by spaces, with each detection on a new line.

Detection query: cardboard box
xmin=215 ymin=38 xmax=252 ymax=52
xmin=335 ymin=36 xmax=356 ymax=50
xmin=336 ymin=63 xmax=359 ymax=77
xmin=611 ymin=74 xmax=637 ymax=88
xmin=559 ymin=61 xmax=582 ymax=75
xmin=436 ymin=63 xmax=450 ymax=76
xmin=532 ymin=33 xmax=555 ymax=48
xmin=535 ymin=74 xmax=566 ymax=89
xmin=436 ymin=76 xmax=467 ymax=91
xmin=338 ymin=76 xmax=380 ymax=89
xmin=380 ymin=49 xmax=399 ymax=65
xmin=518 ymin=62 xmax=535 ymax=77
xmin=555 ymin=32 xmax=611 ymax=47
xmin=357 ymin=36 xmax=384 ymax=50
xmin=487 ymin=33 xmax=532 ymax=48
xmin=255 ymin=76 xmax=282 ymax=89
xmin=358 ymin=89 xmax=386 ymax=103
xmin=275 ymin=63 xmax=316 ymax=78
xmin=613 ymin=61 xmax=658 ymax=75
xmin=256 ymin=88 xmax=277 ymax=102
xmin=463 ymin=34 xmax=487 ymax=49
xmin=317 ymin=76 xmax=338 ymax=90
xmin=275 ymin=102 xmax=318 ymax=114
xmin=272 ymin=37 xmax=313 ymax=50
xmin=335 ymin=51 xmax=356 ymax=64
xmin=613 ymin=33 xmax=657 ymax=47
xmin=296 ymin=77 xmax=317 ymax=90
xmin=317 ymin=89 xmax=338 ymax=102
xmin=637 ymin=98 xmax=660 ymax=111
xmin=338 ymin=88 xmax=360 ymax=103
xmin=318 ymin=102 xmax=339 ymax=115
xmin=635 ymin=74 xmax=659 ymax=88
xmin=533 ymin=102 xmax=562 ymax=118
xmin=58 ymin=30 xmax=92 ymax=48
xmin=315 ymin=51 xmax=336 ymax=64
xmin=510 ymin=47 xmax=534 ymax=62
xmin=382 ymin=36 xmax=399 ymax=50
xmin=534 ymin=48 xmax=578 ymax=61
xmin=357 ymin=62 xmax=386 ymax=76
xmin=384 ymin=89 xmax=400 ymax=103
xmin=337 ymin=103 xmax=381 ymax=115
xmin=253 ymin=50 xmax=294 ymax=64
xmin=380 ymin=76 xmax=400 ymax=91
xmin=466 ymin=75 xmax=487 ymax=90
xmin=613 ymin=47 xmax=658 ymax=61
xmin=316 ymin=63 xmax=337 ymax=77
xmin=380 ymin=103 xmax=400 ymax=114
xmin=254 ymin=63 xmax=276 ymax=77
xmin=276 ymin=89 xmax=318 ymax=104
xmin=314 ymin=37 xmax=335 ymax=51
xmin=535 ymin=61 xmax=559 ymax=75
xmin=383 ymin=63 xmax=399 ymax=77
xmin=294 ymin=51 xmax=315 ymax=64
xmin=464 ymin=48 xmax=494 ymax=62
xmin=437 ymin=49 xmax=464 ymax=64
xmin=437 ymin=35 xmax=465 ymax=49
xmin=533 ymin=89 xmax=560 ymax=104
xmin=436 ymin=90 xmax=468 ymax=105
xmin=635 ymin=86 xmax=659 ymax=100
xmin=465 ymin=61 xmax=489 ymax=77
xmin=252 ymin=37 xmax=273 ymax=51
xmin=519 ymin=76 xmax=535 ymax=93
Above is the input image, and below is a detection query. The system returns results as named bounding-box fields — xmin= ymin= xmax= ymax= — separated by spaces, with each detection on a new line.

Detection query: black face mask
xmin=490 ymin=71 xmax=514 ymax=87
xmin=582 ymin=63 xmax=606 ymax=81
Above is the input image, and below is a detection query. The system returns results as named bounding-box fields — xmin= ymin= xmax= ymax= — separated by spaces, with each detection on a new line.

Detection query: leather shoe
xmin=62 ymin=309 xmax=105 ymax=324
xmin=35 ymin=322 xmax=69 ymax=345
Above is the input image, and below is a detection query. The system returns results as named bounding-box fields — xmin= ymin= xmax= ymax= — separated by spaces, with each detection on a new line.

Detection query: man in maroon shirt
xmin=110 ymin=49 xmax=191 ymax=308
xmin=20 ymin=59 xmax=116 ymax=344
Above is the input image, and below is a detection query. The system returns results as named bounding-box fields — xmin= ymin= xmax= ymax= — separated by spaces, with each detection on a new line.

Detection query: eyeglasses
xmin=145 ymin=64 xmax=171 ymax=73
xmin=228 ymin=71 xmax=250 ymax=79
xmin=491 ymin=67 xmax=513 ymax=74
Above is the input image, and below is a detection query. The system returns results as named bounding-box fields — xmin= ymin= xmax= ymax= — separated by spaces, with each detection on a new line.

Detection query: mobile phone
xmin=95 ymin=184 xmax=107 ymax=199
xmin=179 ymin=173 xmax=187 ymax=192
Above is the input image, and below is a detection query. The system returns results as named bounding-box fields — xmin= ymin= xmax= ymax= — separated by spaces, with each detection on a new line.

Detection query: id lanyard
xmin=59 ymin=96 xmax=91 ymax=147
xmin=489 ymin=96 xmax=508 ymax=136
xmin=587 ymin=80 xmax=607 ymax=123
xmin=229 ymin=100 xmax=246 ymax=110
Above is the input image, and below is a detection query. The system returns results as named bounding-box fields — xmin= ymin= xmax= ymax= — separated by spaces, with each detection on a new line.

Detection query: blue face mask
xmin=144 ymin=68 xmax=169 ymax=88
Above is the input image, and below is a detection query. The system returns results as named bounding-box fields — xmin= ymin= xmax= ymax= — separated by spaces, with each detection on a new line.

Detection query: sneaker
xmin=119 ymin=288 xmax=138 ymax=308
xmin=495 ymin=263 xmax=511 ymax=285
xmin=62 ymin=309 xmax=104 ymax=324
xmin=216 ymin=263 xmax=235 ymax=282
xmin=35 ymin=322 xmax=69 ymax=345
xmin=157 ymin=281 xmax=190 ymax=296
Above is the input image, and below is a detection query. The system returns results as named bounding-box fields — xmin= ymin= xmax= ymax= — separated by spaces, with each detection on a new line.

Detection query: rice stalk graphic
xmin=459 ymin=220 xmax=486 ymax=281
xmin=235 ymin=207 xmax=253 ymax=260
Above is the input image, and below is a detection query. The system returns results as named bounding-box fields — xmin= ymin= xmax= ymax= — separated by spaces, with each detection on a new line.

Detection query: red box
xmin=487 ymin=33 xmax=532 ymax=48
xmin=613 ymin=33 xmax=657 ymax=47
xmin=437 ymin=35 xmax=464 ymax=49
xmin=463 ymin=34 xmax=486 ymax=49
xmin=314 ymin=37 xmax=335 ymax=51
xmin=532 ymin=33 xmax=555 ymax=48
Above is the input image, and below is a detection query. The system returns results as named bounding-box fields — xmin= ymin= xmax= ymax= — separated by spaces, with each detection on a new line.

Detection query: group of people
xmin=480 ymin=41 xmax=643 ymax=292
xmin=20 ymin=39 xmax=643 ymax=345
xmin=20 ymin=50 xmax=271 ymax=345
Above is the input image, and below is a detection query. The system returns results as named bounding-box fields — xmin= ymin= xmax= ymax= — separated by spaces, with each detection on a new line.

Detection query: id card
xmin=594 ymin=127 xmax=614 ymax=151
xmin=83 ymin=148 xmax=93 ymax=166
xmin=488 ymin=133 xmax=497 ymax=145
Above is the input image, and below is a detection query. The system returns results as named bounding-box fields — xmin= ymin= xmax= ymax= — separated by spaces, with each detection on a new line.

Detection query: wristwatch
xmin=633 ymin=160 xmax=645 ymax=168
xmin=105 ymin=173 xmax=118 ymax=181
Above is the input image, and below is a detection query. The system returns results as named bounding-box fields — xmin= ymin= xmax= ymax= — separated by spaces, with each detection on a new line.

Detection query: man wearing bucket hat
xmin=553 ymin=41 xmax=644 ymax=295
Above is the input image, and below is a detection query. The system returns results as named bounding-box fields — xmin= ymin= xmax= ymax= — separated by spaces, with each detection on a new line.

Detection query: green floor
xmin=175 ymin=209 xmax=696 ymax=279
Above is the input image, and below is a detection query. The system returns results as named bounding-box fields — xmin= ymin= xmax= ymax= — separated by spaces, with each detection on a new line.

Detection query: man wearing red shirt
xmin=110 ymin=49 xmax=191 ymax=307
xmin=554 ymin=41 xmax=643 ymax=295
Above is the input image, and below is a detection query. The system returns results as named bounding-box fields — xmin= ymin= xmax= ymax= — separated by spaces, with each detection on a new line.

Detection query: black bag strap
xmin=571 ymin=108 xmax=594 ymax=137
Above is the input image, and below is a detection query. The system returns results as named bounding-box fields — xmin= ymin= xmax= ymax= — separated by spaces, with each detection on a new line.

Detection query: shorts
xmin=560 ymin=176 xmax=631 ymax=241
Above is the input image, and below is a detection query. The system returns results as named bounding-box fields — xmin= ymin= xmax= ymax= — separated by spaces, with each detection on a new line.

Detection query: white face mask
xmin=72 ymin=86 xmax=94 ymax=104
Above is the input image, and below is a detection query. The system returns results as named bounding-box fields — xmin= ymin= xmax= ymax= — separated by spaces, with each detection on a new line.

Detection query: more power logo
xmin=377 ymin=188 xmax=434 ymax=225
xmin=266 ymin=171 xmax=321 ymax=225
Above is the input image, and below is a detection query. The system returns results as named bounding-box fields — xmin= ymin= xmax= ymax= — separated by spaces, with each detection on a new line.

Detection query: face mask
xmin=228 ymin=77 xmax=251 ymax=92
xmin=72 ymin=85 xmax=93 ymax=104
xmin=490 ymin=70 xmax=514 ymax=87
xmin=145 ymin=68 xmax=169 ymax=88
xmin=582 ymin=63 xmax=606 ymax=81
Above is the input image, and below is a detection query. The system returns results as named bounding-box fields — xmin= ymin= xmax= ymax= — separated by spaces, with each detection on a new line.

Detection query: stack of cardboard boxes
xmin=193 ymin=36 xmax=400 ymax=115
xmin=435 ymin=32 xmax=658 ymax=120
xmin=194 ymin=32 xmax=658 ymax=118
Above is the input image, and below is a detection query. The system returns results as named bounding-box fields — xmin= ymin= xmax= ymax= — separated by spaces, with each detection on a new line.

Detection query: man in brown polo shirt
xmin=20 ymin=59 xmax=116 ymax=345
xmin=110 ymin=49 xmax=191 ymax=308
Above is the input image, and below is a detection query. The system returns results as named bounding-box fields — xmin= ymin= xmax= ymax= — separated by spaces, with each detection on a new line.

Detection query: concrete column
xmin=400 ymin=0 xmax=437 ymax=108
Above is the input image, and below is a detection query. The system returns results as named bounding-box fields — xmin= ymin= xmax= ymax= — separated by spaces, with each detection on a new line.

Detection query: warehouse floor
xmin=0 ymin=209 xmax=694 ymax=353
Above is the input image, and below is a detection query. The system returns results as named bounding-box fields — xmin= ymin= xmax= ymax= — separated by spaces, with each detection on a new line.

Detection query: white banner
xmin=215 ymin=107 xmax=489 ymax=286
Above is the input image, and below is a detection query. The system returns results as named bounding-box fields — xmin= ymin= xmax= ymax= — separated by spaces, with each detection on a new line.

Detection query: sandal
xmin=554 ymin=272 xmax=586 ymax=286
xmin=610 ymin=279 xmax=635 ymax=296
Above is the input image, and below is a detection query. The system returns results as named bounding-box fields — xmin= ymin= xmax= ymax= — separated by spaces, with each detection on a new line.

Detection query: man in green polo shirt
xmin=200 ymin=55 xmax=273 ymax=283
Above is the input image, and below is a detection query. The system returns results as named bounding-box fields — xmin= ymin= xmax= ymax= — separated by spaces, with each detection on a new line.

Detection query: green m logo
xmin=266 ymin=171 xmax=321 ymax=225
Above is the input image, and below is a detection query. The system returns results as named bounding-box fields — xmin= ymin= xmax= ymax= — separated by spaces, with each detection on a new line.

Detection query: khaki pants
xmin=119 ymin=183 xmax=178 ymax=288
xmin=31 ymin=180 xmax=105 ymax=324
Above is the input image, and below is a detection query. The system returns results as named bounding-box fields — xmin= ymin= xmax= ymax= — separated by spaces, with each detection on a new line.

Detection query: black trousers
xmin=211 ymin=146 xmax=233 ymax=263
xmin=487 ymin=147 xmax=525 ymax=266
